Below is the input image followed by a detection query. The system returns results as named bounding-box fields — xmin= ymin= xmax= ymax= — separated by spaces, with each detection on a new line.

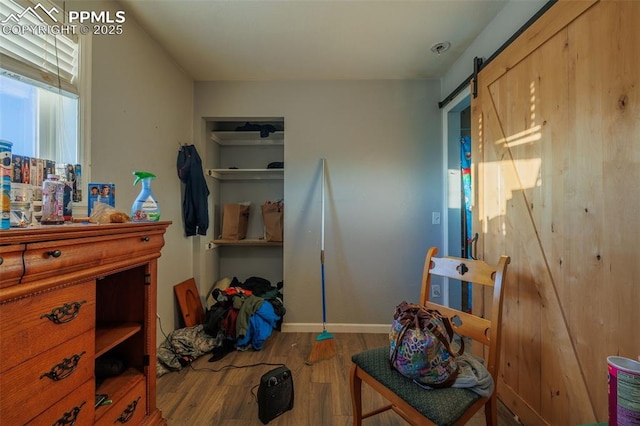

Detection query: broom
xmin=306 ymin=158 xmax=337 ymax=364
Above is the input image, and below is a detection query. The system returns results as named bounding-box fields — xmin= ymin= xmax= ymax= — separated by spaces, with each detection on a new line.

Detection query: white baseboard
xmin=280 ymin=323 xmax=389 ymax=334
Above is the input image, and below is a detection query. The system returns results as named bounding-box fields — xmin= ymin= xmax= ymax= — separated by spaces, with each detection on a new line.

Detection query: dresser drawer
xmin=21 ymin=229 xmax=165 ymax=284
xmin=96 ymin=372 xmax=147 ymax=426
xmin=0 ymin=329 xmax=94 ymax=424
xmin=0 ymin=244 xmax=25 ymax=289
xmin=0 ymin=280 xmax=95 ymax=372
xmin=26 ymin=379 xmax=95 ymax=426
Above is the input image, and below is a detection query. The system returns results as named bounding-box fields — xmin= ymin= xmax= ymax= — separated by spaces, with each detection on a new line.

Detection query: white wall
xmin=72 ymin=0 xmax=195 ymax=343
xmin=74 ymin=0 xmax=547 ymax=336
xmin=194 ymin=80 xmax=443 ymax=327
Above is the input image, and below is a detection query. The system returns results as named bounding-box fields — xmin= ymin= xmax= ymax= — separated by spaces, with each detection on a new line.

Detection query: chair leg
xmin=350 ymin=364 xmax=364 ymax=426
xmin=484 ymin=395 xmax=498 ymax=426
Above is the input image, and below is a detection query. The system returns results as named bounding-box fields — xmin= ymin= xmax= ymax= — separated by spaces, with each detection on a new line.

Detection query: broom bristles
xmin=306 ymin=330 xmax=337 ymax=364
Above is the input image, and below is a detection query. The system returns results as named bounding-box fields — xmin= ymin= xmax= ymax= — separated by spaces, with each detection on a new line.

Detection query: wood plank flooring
xmin=156 ymin=332 xmax=522 ymax=425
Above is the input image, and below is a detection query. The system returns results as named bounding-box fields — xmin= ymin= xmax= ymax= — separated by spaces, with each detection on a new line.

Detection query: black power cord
xmin=156 ymin=314 xmax=193 ymax=369
xmin=187 ymin=361 xmax=287 ymax=403
xmin=156 ymin=314 xmax=289 ymax=403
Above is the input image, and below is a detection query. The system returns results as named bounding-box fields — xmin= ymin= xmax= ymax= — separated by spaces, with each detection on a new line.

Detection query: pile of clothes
xmin=204 ymin=276 xmax=285 ymax=356
xmin=155 ymin=276 xmax=285 ymax=377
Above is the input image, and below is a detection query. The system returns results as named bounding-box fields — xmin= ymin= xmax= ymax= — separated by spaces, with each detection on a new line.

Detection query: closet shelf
xmin=211 ymin=131 xmax=284 ymax=145
xmin=206 ymin=168 xmax=283 ymax=180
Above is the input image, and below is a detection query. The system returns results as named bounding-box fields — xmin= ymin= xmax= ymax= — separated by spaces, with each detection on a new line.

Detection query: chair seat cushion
xmin=352 ymin=346 xmax=481 ymax=426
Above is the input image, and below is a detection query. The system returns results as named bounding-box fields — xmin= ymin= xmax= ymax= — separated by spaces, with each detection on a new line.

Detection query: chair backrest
xmin=419 ymin=247 xmax=510 ymax=379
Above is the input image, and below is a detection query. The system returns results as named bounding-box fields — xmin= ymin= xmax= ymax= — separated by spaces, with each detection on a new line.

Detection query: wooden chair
xmin=350 ymin=247 xmax=510 ymax=425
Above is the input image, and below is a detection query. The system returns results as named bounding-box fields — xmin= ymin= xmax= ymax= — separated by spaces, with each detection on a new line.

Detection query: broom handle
xmin=321 ymin=158 xmax=325 ymax=253
xmin=321 ymin=158 xmax=327 ymax=326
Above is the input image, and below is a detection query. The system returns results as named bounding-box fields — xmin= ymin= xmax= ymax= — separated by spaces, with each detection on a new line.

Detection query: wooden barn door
xmin=471 ymin=1 xmax=639 ymax=424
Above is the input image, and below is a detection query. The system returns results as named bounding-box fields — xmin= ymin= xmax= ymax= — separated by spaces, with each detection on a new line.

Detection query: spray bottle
xmin=131 ymin=171 xmax=160 ymax=222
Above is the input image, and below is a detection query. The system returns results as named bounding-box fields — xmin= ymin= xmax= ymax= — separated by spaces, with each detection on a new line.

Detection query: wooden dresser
xmin=0 ymin=222 xmax=170 ymax=425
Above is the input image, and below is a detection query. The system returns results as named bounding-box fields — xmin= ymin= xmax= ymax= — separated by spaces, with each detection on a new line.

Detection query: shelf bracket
xmin=205 ymin=241 xmax=216 ymax=250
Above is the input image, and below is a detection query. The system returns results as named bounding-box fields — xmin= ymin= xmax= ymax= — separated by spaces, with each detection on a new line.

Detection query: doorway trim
xmin=441 ymin=86 xmax=471 ymax=307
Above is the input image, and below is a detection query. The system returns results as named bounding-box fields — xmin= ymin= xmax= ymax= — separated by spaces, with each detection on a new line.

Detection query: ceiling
xmin=118 ymin=0 xmax=509 ymax=81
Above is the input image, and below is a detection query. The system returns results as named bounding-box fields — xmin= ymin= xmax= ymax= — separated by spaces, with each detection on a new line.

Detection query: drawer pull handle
xmin=41 ymin=300 xmax=87 ymax=324
xmin=116 ymin=397 xmax=141 ymax=423
xmin=0 ymin=256 xmax=3 ymax=265
xmin=40 ymin=351 xmax=86 ymax=381
xmin=52 ymin=401 xmax=86 ymax=426
xmin=141 ymin=236 xmax=150 ymax=242
xmin=46 ymin=249 xmax=62 ymax=258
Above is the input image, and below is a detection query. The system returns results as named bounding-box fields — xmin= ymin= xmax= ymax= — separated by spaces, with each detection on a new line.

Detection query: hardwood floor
xmin=156 ymin=331 xmax=522 ymax=425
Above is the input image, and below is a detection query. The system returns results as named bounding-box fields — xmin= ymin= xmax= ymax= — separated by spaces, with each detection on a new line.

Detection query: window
xmin=0 ymin=74 xmax=78 ymax=164
xmin=0 ymin=0 xmax=86 ymax=182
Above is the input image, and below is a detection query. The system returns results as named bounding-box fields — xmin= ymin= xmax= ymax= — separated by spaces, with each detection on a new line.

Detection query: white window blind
xmin=0 ymin=0 xmax=78 ymax=94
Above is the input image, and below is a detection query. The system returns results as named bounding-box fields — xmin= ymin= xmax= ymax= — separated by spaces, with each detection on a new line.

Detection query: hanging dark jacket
xmin=177 ymin=144 xmax=209 ymax=236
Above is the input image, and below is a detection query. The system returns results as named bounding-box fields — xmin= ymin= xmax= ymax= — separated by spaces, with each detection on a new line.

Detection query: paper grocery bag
xmin=222 ymin=202 xmax=250 ymax=240
xmin=261 ymin=201 xmax=283 ymax=242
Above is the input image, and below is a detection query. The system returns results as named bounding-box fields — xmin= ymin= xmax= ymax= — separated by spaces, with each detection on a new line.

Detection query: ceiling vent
xmin=430 ymin=41 xmax=451 ymax=55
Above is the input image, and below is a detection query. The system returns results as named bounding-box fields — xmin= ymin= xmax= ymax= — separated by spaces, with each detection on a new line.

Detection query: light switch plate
xmin=432 ymin=284 xmax=441 ymax=298
xmin=432 ymin=212 xmax=441 ymax=225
